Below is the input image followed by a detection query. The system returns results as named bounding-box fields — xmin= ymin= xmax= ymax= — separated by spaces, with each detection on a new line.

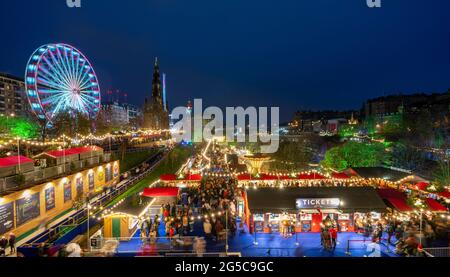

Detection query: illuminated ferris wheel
xmin=25 ymin=43 xmax=101 ymax=124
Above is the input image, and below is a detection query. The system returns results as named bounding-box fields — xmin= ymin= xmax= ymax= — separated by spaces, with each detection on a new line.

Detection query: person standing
xmin=0 ymin=236 xmax=7 ymax=257
xmin=8 ymin=233 xmax=16 ymax=254
xmin=203 ymin=219 xmax=212 ymax=239
xmin=329 ymin=227 xmax=338 ymax=250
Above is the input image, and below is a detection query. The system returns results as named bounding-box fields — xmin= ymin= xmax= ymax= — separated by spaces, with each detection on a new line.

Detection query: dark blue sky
xmin=1 ymin=0 xmax=450 ymax=121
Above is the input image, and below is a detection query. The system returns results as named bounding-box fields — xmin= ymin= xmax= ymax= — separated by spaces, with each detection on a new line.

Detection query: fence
xmin=345 ymin=238 xmax=394 ymax=257
xmin=422 ymin=247 xmax=450 ymax=257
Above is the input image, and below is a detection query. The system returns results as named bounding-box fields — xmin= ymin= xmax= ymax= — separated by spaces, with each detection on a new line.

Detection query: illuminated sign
xmin=296 ymin=198 xmax=341 ymax=210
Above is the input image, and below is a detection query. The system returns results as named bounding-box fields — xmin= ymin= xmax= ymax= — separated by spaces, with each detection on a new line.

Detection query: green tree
xmin=391 ymin=142 xmax=425 ymax=171
xmin=0 ymin=116 xmax=40 ymax=139
xmin=338 ymin=124 xmax=358 ymax=138
xmin=52 ymin=111 xmax=92 ymax=137
xmin=321 ymin=141 xmax=388 ymax=171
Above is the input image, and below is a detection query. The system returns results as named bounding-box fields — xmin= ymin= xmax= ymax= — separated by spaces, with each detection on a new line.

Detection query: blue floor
xmin=116 ymin=216 xmax=397 ymax=257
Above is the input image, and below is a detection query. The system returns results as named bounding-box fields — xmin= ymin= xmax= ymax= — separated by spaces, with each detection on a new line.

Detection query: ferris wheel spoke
xmin=56 ymin=47 xmax=73 ymax=84
xmin=37 ymin=64 xmax=69 ymax=89
xmin=78 ymin=67 xmax=92 ymax=88
xmin=42 ymin=55 xmax=72 ymax=87
xmin=40 ymin=57 xmax=71 ymax=88
xmin=79 ymin=95 xmax=99 ymax=112
xmin=40 ymin=92 xmax=68 ymax=106
xmin=48 ymin=50 xmax=73 ymax=87
xmin=79 ymin=93 xmax=100 ymax=104
xmin=37 ymin=70 xmax=71 ymax=91
xmin=79 ymin=80 xmax=96 ymax=91
xmin=37 ymin=77 xmax=70 ymax=92
xmin=75 ymin=58 xmax=87 ymax=85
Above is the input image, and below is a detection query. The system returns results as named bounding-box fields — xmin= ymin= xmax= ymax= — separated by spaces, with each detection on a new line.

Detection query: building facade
xmin=101 ymin=101 xmax=129 ymax=126
xmin=0 ymin=73 xmax=28 ymax=117
xmin=143 ymin=58 xmax=169 ymax=130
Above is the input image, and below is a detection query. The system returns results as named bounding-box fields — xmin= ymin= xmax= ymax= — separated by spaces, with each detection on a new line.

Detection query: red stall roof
xmin=298 ymin=173 xmax=326 ymax=180
xmin=43 ymin=146 xmax=103 ymax=158
xmin=385 ymin=197 xmax=413 ymax=212
xmin=186 ymin=174 xmax=202 ymax=181
xmin=332 ymin=172 xmax=350 ymax=179
xmin=237 ymin=174 xmax=252 ymax=181
xmin=259 ymin=174 xmax=279 ymax=181
xmin=415 ymin=182 xmax=429 ymax=191
xmin=438 ymin=190 xmax=450 ymax=199
xmin=0 ymin=155 xmax=34 ymax=168
xmin=142 ymin=187 xmax=180 ymax=197
xmin=425 ymin=198 xmax=448 ymax=212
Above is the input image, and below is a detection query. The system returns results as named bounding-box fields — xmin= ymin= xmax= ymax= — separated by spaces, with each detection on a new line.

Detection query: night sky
xmin=1 ymin=0 xmax=450 ymax=121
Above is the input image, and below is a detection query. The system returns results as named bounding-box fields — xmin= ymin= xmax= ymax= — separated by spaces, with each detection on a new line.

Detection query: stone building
xmin=143 ymin=58 xmax=169 ymax=130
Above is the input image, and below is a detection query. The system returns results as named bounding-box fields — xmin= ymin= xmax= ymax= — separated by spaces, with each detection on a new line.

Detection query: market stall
xmin=245 ymin=187 xmax=387 ymax=234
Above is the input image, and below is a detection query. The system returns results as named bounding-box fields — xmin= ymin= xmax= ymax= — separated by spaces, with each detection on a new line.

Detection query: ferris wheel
xmin=25 ymin=43 xmax=101 ymax=124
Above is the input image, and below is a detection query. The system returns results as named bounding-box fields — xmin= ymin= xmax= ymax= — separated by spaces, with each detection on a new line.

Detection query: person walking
xmin=8 ymin=233 xmax=16 ymax=255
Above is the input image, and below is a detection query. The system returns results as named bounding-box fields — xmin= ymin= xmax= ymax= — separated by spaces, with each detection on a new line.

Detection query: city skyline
xmin=1 ymin=0 xmax=450 ymax=121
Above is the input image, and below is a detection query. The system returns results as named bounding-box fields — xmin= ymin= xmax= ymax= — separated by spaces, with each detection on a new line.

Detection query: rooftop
xmin=0 ymin=155 xmax=34 ymax=168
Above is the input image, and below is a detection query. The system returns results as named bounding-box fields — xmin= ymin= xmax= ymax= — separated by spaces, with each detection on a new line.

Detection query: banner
xmin=88 ymin=172 xmax=95 ymax=191
xmin=45 ymin=186 xmax=56 ymax=211
xmin=0 ymin=202 xmax=14 ymax=235
xmin=106 ymin=165 xmax=112 ymax=182
xmin=16 ymin=192 xmax=40 ymax=226
xmin=76 ymin=177 xmax=84 ymax=199
xmin=64 ymin=179 xmax=72 ymax=203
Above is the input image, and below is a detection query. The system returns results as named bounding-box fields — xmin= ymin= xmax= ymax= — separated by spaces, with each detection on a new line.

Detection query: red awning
xmin=160 ymin=174 xmax=177 ymax=181
xmin=259 ymin=174 xmax=279 ymax=181
xmin=385 ymin=197 xmax=413 ymax=212
xmin=438 ymin=191 xmax=450 ymax=199
xmin=415 ymin=182 xmax=429 ymax=191
xmin=44 ymin=146 xmax=103 ymax=158
xmin=425 ymin=198 xmax=448 ymax=212
xmin=297 ymin=173 xmax=326 ymax=180
xmin=332 ymin=172 xmax=349 ymax=179
xmin=0 ymin=156 xmax=34 ymax=168
xmin=186 ymin=174 xmax=202 ymax=181
xmin=142 ymin=187 xmax=179 ymax=197
xmin=237 ymin=174 xmax=252 ymax=181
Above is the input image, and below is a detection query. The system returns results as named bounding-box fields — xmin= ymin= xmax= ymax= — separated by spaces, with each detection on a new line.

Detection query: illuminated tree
xmin=338 ymin=124 xmax=358 ymax=138
xmin=0 ymin=116 xmax=40 ymax=139
xmin=321 ymin=141 xmax=388 ymax=171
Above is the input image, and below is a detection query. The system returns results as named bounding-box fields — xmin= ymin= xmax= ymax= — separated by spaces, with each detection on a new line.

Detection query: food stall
xmin=103 ymin=195 xmax=153 ymax=240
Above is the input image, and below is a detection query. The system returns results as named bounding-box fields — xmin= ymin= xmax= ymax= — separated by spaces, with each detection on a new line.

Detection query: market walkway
xmin=116 ymin=219 xmax=397 ymax=257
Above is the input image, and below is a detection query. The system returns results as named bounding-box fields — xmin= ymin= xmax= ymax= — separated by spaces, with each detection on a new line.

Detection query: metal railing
xmin=422 ymin=247 xmax=450 ymax=257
